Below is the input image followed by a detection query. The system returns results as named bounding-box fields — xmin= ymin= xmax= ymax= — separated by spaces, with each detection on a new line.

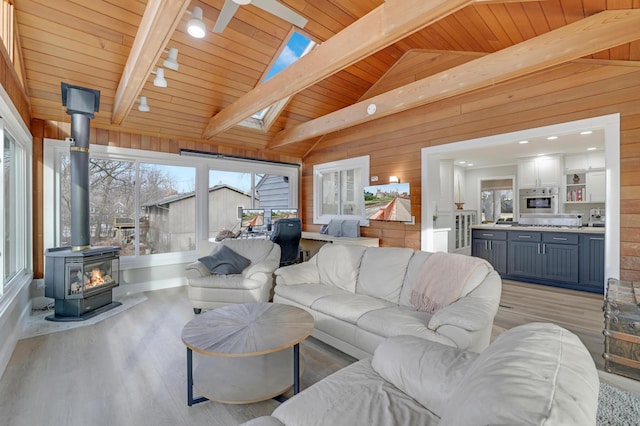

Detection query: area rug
xmin=597 ymin=382 xmax=640 ymax=426
xmin=20 ymin=293 xmax=147 ymax=340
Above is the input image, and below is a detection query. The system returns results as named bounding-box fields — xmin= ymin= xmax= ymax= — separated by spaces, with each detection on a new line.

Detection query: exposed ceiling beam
xmin=201 ymin=0 xmax=476 ymax=140
xmin=268 ymin=9 xmax=640 ymax=149
xmin=111 ymin=0 xmax=190 ymax=125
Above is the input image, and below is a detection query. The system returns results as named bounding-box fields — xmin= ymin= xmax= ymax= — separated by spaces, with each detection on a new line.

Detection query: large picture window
xmin=313 ymin=156 xmax=369 ymax=224
xmin=45 ymin=142 xmax=298 ymax=268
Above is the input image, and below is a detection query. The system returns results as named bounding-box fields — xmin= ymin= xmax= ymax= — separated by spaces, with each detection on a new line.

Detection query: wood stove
xmin=45 ymin=246 xmax=120 ymax=321
xmin=44 ymin=83 xmax=121 ymax=321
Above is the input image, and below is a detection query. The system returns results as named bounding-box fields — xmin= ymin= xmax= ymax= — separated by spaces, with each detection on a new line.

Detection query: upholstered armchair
xmin=185 ymin=239 xmax=281 ymax=314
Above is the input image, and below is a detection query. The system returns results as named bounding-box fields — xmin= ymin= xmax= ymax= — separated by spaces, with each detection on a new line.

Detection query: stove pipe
xmin=61 ymin=83 xmax=101 ymax=252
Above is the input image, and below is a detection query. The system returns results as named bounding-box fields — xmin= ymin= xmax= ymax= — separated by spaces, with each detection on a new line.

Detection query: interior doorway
xmin=421 ymin=113 xmax=620 ymax=290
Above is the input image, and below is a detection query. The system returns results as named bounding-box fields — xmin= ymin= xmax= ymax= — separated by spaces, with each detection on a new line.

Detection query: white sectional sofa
xmin=273 ymin=244 xmax=502 ymax=358
xmin=241 ymin=323 xmax=600 ymax=426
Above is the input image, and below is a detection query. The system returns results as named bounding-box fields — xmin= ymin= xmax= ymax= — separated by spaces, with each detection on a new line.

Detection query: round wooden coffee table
xmin=181 ymin=302 xmax=314 ymax=405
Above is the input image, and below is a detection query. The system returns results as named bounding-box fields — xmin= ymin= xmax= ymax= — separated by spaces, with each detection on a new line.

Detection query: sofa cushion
xmin=372 ymin=335 xmax=478 ymax=417
xmin=275 ymin=283 xmax=348 ymax=308
xmin=270 ymin=359 xmax=440 ymax=426
xmin=188 ymin=274 xmax=262 ymax=290
xmin=311 ymin=293 xmax=395 ymax=325
xmin=357 ymin=247 xmax=414 ymax=303
xmin=198 ymin=245 xmax=251 ymax=274
xmin=315 ymin=244 xmax=367 ymax=292
xmin=439 ymin=322 xmax=599 ymax=426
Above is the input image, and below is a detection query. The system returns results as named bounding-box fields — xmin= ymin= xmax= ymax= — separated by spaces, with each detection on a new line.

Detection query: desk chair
xmin=270 ymin=218 xmax=302 ymax=267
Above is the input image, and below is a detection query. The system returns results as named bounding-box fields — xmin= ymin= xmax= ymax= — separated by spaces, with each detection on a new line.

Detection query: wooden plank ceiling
xmin=14 ymin=0 xmax=640 ymax=157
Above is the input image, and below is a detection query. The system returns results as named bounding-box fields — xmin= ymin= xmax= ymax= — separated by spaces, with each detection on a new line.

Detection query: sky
xmin=263 ymin=31 xmax=315 ymax=82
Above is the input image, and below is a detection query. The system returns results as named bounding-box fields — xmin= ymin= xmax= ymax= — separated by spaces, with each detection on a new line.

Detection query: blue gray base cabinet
xmin=472 ymin=229 xmax=604 ymax=294
xmin=471 ymin=230 xmax=507 ymax=275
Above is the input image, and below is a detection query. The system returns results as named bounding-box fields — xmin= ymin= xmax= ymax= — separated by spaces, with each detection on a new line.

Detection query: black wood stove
xmin=44 ymin=84 xmax=121 ymax=321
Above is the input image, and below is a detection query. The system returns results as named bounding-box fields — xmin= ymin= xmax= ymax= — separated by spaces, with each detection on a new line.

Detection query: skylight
xmin=241 ymin=31 xmax=316 ymax=129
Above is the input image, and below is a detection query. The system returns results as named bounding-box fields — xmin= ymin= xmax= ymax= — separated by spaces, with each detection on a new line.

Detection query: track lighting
xmin=138 ymin=96 xmax=150 ymax=112
xmin=163 ymin=48 xmax=179 ymax=71
xmin=152 ymin=68 xmax=167 ymax=88
xmin=187 ymin=6 xmax=206 ymax=38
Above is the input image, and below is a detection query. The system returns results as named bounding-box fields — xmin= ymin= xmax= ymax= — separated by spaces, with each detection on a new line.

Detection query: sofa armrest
xmin=274 ymin=261 xmax=320 ymax=286
xmin=185 ymin=261 xmax=211 ymax=280
xmin=427 ymin=270 xmax=501 ymax=349
xmin=372 ymin=335 xmax=478 ymax=417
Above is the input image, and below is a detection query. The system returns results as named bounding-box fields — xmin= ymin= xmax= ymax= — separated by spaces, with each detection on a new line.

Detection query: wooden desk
xmin=301 ymin=232 xmax=379 ymax=258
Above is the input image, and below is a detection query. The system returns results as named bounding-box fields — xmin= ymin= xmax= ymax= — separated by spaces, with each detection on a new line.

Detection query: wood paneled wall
xmin=30 ymin=120 xmax=301 ymax=278
xmin=302 ymin=51 xmax=640 ymax=281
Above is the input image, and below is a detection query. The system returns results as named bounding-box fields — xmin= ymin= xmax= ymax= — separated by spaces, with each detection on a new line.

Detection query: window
xmin=313 ymin=156 xmax=369 ymax=224
xmin=0 ymin=117 xmax=32 ymax=299
xmin=45 ymin=143 xmax=298 ymax=268
xmin=208 ymin=168 xmax=295 ymax=237
xmin=240 ymin=30 xmax=316 ymax=131
xmin=481 ymin=179 xmax=514 ymax=223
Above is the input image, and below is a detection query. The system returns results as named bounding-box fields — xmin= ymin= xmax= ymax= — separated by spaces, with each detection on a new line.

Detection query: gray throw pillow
xmin=198 ymin=245 xmax=251 ymax=275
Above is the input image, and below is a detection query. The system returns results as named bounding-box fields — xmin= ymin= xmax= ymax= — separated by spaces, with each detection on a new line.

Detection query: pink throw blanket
xmin=410 ymin=252 xmax=486 ymax=313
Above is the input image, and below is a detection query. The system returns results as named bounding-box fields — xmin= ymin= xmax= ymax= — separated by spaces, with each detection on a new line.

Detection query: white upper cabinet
xmin=518 ymin=155 xmax=561 ymax=188
xmin=564 ymin=152 xmax=605 ymax=172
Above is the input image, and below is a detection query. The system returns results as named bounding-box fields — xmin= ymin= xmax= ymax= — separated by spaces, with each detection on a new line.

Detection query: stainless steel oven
xmin=519 ymin=187 xmax=559 ymax=214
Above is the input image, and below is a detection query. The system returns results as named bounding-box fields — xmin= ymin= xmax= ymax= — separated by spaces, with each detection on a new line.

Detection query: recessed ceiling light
xmin=547 ymin=136 xmax=558 ymax=140
xmin=467 ymin=163 xmax=474 ymax=167
xmin=587 ymin=147 xmax=597 ymax=151
xmin=459 ymin=161 xmax=466 ymax=164
xmin=581 ymin=130 xmax=593 ymax=135
xmin=537 ymin=153 xmax=546 ymax=156
xmin=518 ymin=140 xmax=529 ymax=144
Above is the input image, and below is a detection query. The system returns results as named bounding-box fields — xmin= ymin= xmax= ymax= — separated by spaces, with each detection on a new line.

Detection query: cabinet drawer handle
xmin=590 ymin=237 xmax=604 ymax=241
xmin=552 ymin=237 xmax=568 ymax=241
xmin=518 ymin=235 xmax=531 ymax=239
xmin=482 ymin=233 xmax=494 ymax=237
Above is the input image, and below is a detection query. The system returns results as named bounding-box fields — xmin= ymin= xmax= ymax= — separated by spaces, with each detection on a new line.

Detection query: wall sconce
xmin=187 ymin=6 xmax=206 ymax=38
xmin=389 ymin=176 xmax=400 ymax=184
xmin=152 ymin=68 xmax=167 ymax=88
xmin=163 ymin=48 xmax=179 ymax=71
xmin=138 ymin=96 xmax=150 ymax=112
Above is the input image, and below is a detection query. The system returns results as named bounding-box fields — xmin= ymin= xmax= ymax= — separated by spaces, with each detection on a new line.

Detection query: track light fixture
xmin=187 ymin=6 xmax=206 ymax=38
xmin=138 ymin=96 xmax=150 ymax=112
xmin=152 ymin=68 xmax=167 ymax=88
xmin=163 ymin=47 xmax=179 ymax=71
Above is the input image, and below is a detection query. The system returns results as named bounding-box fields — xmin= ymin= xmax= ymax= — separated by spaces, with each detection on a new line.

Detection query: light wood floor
xmin=0 ymin=281 xmax=638 ymax=426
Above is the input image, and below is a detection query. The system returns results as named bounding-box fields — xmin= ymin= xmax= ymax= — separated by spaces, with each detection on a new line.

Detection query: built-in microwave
xmin=519 ymin=187 xmax=559 ymax=214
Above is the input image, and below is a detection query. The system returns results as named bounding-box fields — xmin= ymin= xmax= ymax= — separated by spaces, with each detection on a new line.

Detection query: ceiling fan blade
xmin=213 ymin=0 xmax=240 ymax=33
xmin=251 ymin=0 xmax=308 ymax=28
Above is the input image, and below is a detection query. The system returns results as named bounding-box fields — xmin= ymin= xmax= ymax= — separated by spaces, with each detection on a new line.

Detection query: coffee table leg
xmin=187 ymin=347 xmax=208 ymax=406
xmin=293 ymin=343 xmax=300 ymax=395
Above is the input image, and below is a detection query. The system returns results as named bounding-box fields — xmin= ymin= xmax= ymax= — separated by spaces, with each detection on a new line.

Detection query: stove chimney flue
xmin=61 ymin=83 xmax=101 ymax=252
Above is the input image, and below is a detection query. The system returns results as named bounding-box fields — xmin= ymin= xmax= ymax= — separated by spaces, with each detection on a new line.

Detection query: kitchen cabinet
xmin=564 ymin=152 xmax=605 ymax=172
xmin=564 ymin=170 xmax=605 ymax=203
xmin=454 ymin=211 xmax=476 ymax=253
xmin=472 ymin=226 xmax=604 ymax=293
xmin=579 ymin=234 xmax=605 ymax=289
xmin=586 ymin=170 xmax=606 ymax=202
xmin=471 ymin=230 xmax=507 ymax=275
xmin=518 ymin=155 xmax=561 ymax=188
xmin=506 ymin=231 xmax=579 ymax=284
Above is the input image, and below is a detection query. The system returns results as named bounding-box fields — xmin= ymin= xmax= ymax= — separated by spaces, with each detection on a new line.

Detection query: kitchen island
xmin=471 ymin=224 xmax=605 ymax=293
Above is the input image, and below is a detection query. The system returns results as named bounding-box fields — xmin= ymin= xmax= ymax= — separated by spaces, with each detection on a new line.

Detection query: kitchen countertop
xmin=470 ymin=224 xmax=605 ymax=234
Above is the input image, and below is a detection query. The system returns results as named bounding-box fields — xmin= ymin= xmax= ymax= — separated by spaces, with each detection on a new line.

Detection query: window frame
xmin=0 ymin=87 xmax=33 ymax=306
xmin=313 ymin=155 xmax=369 ymax=225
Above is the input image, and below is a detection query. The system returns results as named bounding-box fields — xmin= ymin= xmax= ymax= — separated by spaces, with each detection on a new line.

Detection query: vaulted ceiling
xmin=14 ymin=0 xmax=640 ymax=157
